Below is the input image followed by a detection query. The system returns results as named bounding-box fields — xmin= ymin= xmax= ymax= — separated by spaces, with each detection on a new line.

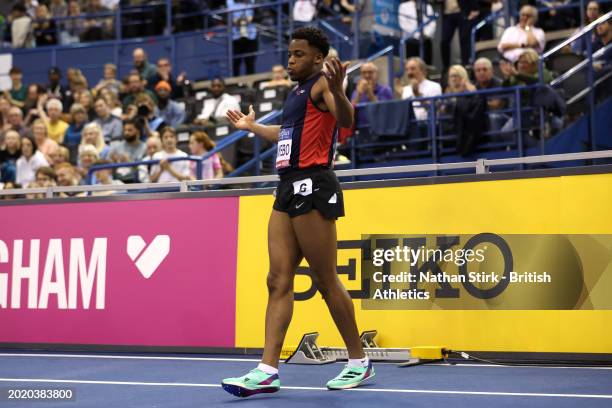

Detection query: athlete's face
xmin=287 ymin=39 xmax=323 ymax=81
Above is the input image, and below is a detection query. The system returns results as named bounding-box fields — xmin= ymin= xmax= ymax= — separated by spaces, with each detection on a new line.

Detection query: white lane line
xmin=0 ymin=378 xmax=611 ymax=399
xmin=0 ymin=354 xmax=611 ymax=370
xmin=0 ymin=353 xmax=259 ymax=362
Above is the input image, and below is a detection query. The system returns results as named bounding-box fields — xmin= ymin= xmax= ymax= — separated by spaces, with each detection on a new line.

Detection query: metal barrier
xmin=3 ymin=150 xmax=612 ymax=199
xmin=538 ymin=11 xmax=612 ymax=152
xmin=85 ymin=110 xmax=282 ymax=184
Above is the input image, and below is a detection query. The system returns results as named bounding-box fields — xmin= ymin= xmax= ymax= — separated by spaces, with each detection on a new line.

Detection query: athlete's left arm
xmin=320 ymin=58 xmax=354 ymax=128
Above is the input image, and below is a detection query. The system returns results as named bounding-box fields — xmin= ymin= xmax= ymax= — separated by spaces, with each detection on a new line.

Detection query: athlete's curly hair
xmin=291 ymin=27 xmax=330 ymax=58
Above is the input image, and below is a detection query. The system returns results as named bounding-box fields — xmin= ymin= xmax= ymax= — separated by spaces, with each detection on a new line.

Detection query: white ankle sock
xmin=257 ymin=363 xmax=279 ymax=375
xmin=347 ymin=357 xmax=369 ymax=368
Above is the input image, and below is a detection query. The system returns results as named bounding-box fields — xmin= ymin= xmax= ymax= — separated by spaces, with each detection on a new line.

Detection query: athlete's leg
xmin=261 ymin=209 xmax=304 ymax=368
xmin=291 ymin=209 xmax=364 ymax=359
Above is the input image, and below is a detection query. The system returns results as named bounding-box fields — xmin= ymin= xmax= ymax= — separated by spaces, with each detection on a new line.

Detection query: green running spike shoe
xmin=222 ymin=368 xmax=280 ymax=397
xmin=326 ymin=360 xmax=375 ymax=390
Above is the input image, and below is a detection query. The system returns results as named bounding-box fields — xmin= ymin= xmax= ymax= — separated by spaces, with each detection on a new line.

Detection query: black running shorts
xmin=273 ymin=167 xmax=345 ymax=219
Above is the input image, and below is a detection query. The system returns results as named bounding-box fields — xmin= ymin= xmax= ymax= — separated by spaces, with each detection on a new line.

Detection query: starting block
xmin=284 ymin=330 xmax=447 ymax=366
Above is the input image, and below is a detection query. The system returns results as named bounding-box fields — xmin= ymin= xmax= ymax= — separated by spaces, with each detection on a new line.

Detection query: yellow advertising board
xmin=235 ymin=173 xmax=612 ymax=353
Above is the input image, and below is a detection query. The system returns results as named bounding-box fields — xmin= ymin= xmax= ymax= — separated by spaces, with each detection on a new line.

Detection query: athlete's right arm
xmin=226 ymin=105 xmax=280 ymax=143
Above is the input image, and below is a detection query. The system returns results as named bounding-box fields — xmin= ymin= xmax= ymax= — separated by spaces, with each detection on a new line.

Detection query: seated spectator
xmin=79 ymin=122 xmax=110 ymax=159
xmin=398 ymin=0 xmax=436 ymax=65
xmin=50 ymin=0 xmax=67 ymax=18
xmin=399 ymin=57 xmax=442 ymax=121
xmin=31 ymin=119 xmax=59 ymax=162
xmin=122 ymin=73 xmax=157 ymax=109
xmin=138 ymin=136 xmax=162 ymax=183
xmin=93 ymin=63 xmax=122 ymax=97
xmin=92 ymin=159 xmax=123 ymax=195
xmin=445 ymin=65 xmax=477 ymax=94
xmin=5 ymin=67 xmax=27 ymax=109
xmin=0 ymin=96 xmax=10 ymax=131
xmin=82 ymin=0 xmax=113 ymax=41
xmin=23 ymin=84 xmax=45 ymax=118
xmin=264 ymin=65 xmax=293 ymax=89
xmin=497 ymin=5 xmax=545 ymax=63
xmin=38 ymin=96 xmax=69 ymax=144
xmin=188 ymin=131 xmax=223 ymax=181
xmin=501 ymin=49 xmax=560 ymax=135
xmin=76 ymin=143 xmax=100 ymax=179
xmin=93 ymin=97 xmax=122 ymax=143
xmin=501 ymin=49 xmax=554 ymax=86
xmin=55 ymin=163 xmax=86 ymax=196
xmin=133 ymin=93 xmax=166 ymax=135
xmin=25 ymin=166 xmax=58 ymax=199
xmin=593 ymin=20 xmax=612 ymax=76
xmin=10 ymin=4 xmax=33 ymax=48
xmin=32 ymin=4 xmax=57 ymax=46
xmin=148 ymin=57 xmax=186 ymax=100
xmin=155 ymin=81 xmax=185 ymax=128
xmin=571 ymin=1 xmax=601 ymax=56
xmin=132 ymin=48 xmax=157 ymax=84
xmin=61 ymin=0 xmax=86 ymax=44
xmin=150 ymin=127 xmax=190 ymax=183
xmin=49 ymin=145 xmax=70 ymax=169
xmin=64 ymin=103 xmax=88 ymax=149
xmin=6 ymin=107 xmax=28 ymax=137
xmin=77 ymin=89 xmax=95 ymax=118
xmin=0 ymin=130 xmax=22 ymax=183
xmin=195 ymin=78 xmax=240 ymax=126
xmin=46 ymin=67 xmax=68 ymax=106
xmin=99 ymin=88 xmax=123 ymax=117
xmin=16 ymin=135 xmax=49 ymax=186
xmin=474 ymin=57 xmax=507 ymax=131
xmin=351 ymin=62 xmax=393 ymax=125
xmin=108 ymin=119 xmax=146 ymax=182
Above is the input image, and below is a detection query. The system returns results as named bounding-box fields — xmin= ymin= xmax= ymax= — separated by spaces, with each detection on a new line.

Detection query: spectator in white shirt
xmin=195 ymin=78 xmax=240 ymax=126
xmin=16 ymin=135 xmax=49 ymax=186
xmin=497 ymin=5 xmax=546 ymax=63
xmin=398 ymin=0 xmax=436 ymax=65
xmin=149 ymin=127 xmax=191 ymax=183
xmin=399 ymin=57 xmax=442 ymax=121
xmin=10 ymin=4 xmax=33 ymax=48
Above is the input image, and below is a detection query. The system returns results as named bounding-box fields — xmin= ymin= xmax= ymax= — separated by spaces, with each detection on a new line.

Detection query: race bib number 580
xmin=276 ymin=127 xmax=293 ymax=169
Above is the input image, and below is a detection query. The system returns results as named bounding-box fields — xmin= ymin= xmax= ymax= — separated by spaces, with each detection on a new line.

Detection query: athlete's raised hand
xmin=226 ymin=105 xmax=256 ymax=131
xmin=323 ymin=58 xmax=348 ymax=95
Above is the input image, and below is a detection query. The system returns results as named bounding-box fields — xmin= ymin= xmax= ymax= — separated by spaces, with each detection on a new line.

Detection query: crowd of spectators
xmin=0 ymin=46 xmax=244 ymax=198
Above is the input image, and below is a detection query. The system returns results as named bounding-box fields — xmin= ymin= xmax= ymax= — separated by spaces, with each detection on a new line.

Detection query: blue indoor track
xmin=1 ymin=352 xmax=611 ymax=407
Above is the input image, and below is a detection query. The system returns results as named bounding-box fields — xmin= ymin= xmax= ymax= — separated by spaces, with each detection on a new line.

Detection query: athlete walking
xmin=222 ymin=27 xmax=374 ymax=397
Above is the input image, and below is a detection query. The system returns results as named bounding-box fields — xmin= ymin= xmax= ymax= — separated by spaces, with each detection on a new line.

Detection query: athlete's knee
xmin=310 ymin=269 xmax=340 ymax=299
xmin=266 ymin=269 xmax=293 ymax=296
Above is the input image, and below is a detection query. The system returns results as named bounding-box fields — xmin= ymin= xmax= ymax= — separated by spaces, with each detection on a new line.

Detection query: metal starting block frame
xmin=285 ymin=330 xmax=420 ymax=365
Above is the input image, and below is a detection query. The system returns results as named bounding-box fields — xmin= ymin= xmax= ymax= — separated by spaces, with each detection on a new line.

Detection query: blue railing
xmin=86 ymin=110 xmax=282 ymax=185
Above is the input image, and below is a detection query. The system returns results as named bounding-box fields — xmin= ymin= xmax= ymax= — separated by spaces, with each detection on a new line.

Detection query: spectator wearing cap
xmin=133 ymin=48 xmax=157 ymax=84
xmin=155 ymin=81 xmax=185 ymax=128
xmin=47 ymin=67 xmax=69 ymax=105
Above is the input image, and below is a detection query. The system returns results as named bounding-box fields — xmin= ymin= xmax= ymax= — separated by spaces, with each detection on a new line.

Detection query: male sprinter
xmin=222 ymin=27 xmax=373 ymax=397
